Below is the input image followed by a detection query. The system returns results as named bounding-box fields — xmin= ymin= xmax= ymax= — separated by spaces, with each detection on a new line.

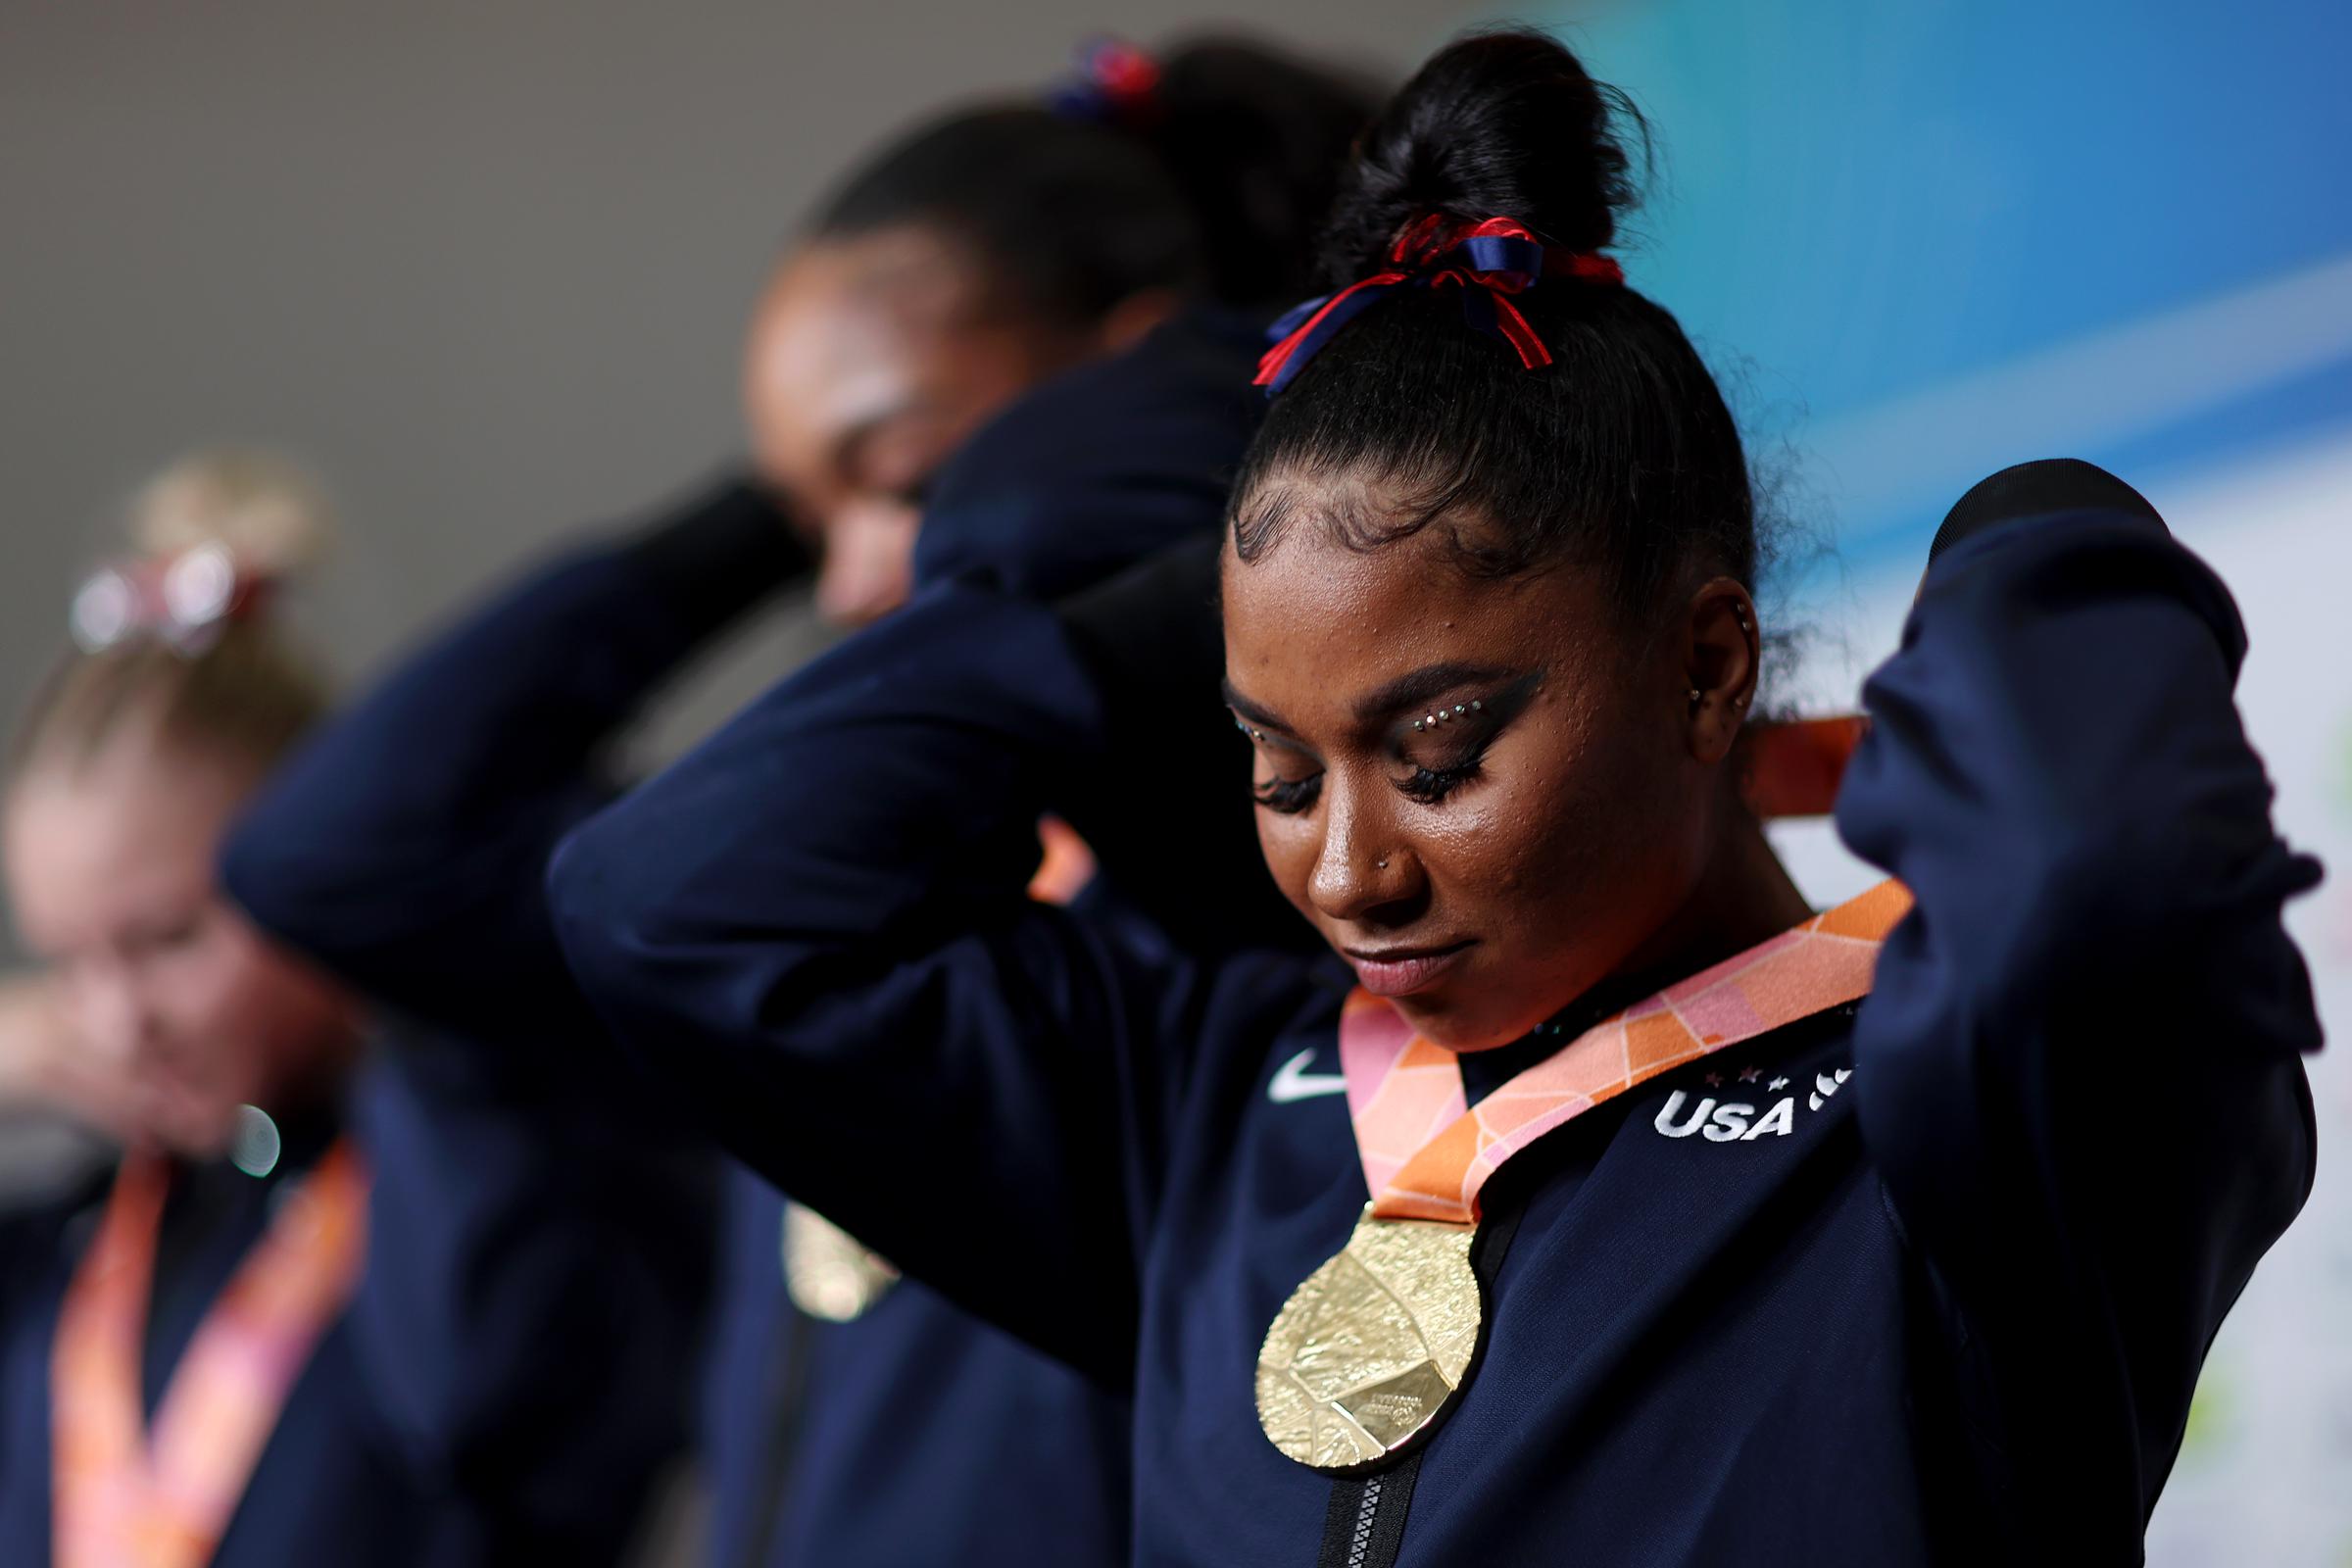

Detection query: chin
xmin=147 ymin=1099 xmax=241 ymax=1160
xmin=1391 ymin=991 xmax=1523 ymax=1054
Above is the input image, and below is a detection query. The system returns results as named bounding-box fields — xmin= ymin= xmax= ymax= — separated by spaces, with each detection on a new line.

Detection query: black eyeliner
xmin=1389 ymin=669 xmax=1541 ymax=804
xmin=1388 ymin=668 xmax=1542 ymax=758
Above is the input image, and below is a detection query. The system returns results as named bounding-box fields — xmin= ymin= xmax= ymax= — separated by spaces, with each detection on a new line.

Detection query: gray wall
xmin=0 ymin=0 xmax=1459 ymax=747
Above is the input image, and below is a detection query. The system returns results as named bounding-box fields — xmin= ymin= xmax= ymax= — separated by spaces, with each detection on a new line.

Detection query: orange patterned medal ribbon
xmin=53 ymin=1139 xmax=369 ymax=1568
xmin=1260 ymin=882 xmax=1911 ymax=1471
xmin=1340 ymin=880 xmax=1913 ymax=1225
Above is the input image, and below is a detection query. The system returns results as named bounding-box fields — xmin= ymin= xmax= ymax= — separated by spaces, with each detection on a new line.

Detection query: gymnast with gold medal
xmin=553 ymin=29 xmax=2322 ymax=1566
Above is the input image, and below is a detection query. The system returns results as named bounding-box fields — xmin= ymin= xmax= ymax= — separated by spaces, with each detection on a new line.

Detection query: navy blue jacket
xmin=917 ymin=304 xmax=1306 ymax=958
xmin=215 ymin=479 xmax=1137 ymax=1568
xmin=0 ymin=1022 xmax=707 ymax=1565
xmin=547 ymin=502 xmax=2320 ymax=1565
xmin=914 ymin=305 xmax=1266 ymax=602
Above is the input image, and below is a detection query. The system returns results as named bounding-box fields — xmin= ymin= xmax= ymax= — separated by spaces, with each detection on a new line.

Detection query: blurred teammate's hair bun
xmin=1140 ymin=38 xmax=1384 ymax=307
xmin=811 ymin=36 xmax=1380 ymax=325
xmin=12 ymin=449 xmax=334 ymax=782
xmin=1316 ymin=29 xmax=1638 ymax=285
xmin=127 ymin=448 xmax=335 ymax=582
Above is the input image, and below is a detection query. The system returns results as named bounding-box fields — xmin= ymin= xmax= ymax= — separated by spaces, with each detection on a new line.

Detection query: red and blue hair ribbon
xmin=1253 ymin=215 xmax=1623 ymax=394
xmin=1050 ymin=38 xmax=1162 ymax=126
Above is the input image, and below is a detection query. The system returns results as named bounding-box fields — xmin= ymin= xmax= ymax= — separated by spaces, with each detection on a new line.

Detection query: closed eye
xmin=1398 ymin=754 xmax=1484 ymax=804
xmin=1251 ymin=772 xmax=1323 ymax=814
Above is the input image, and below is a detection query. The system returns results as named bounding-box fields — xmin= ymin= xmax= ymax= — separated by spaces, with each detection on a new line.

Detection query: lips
xmin=1343 ymin=941 xmax=1472 ymax=999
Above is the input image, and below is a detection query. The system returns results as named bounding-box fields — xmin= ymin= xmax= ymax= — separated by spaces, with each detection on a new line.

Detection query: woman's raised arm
xmin=1838 ymin=472 xmax=2321 ymax=1546
xmin=547 ymin=578 xmax=1264 ymax=1387
xmin=220 ymin=478 xmax=805 ymax=1049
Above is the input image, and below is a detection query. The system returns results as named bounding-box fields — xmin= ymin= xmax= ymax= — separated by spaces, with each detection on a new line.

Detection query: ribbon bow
xmin=69 ymin=543 xmax=271 ymax=656
xmin=1049 ymin=38 xmax=1162 ymax=125
xmin=1253 ymin=215 xmax=1623 ymax=394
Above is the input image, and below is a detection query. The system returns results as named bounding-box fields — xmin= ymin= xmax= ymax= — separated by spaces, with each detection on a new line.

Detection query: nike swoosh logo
xmin=1268 ymin=1048 xmax=1348 ymax=1103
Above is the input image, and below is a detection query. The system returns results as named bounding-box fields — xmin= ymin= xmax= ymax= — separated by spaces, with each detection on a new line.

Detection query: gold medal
xmin=1254 ymin=1203 xmax=1482 ymax=1472
xmin=1255 ymin=883 xmax=1911 ymax=1474
xmin=782 ymin=1202 xmax=900 ymax=1322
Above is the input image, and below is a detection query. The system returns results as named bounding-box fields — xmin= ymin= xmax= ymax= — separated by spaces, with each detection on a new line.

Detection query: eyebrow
xmin=1221 ymin=678 xmax=1294 ymax=734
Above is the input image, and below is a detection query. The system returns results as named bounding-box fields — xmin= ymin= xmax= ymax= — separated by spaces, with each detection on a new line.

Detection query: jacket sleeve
xmin=215 ymin=479 xmax=801 ymax=1538
xmin=1836 ymin=506 xmax=2322 ymax=1546
xmin=220 ymin=478 xmax=807 ymax=1053
xmin=547 ymin=582 xmax=1230 ymax=1388
xmin=342 ymin=1029 xmax=716 ymax=1549
xmin=909 ymin=309 xmax=1261 ymax=603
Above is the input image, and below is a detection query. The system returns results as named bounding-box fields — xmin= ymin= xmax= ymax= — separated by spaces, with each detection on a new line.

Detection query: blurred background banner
xmin=3 ymin=1 xmax=2344 ymax=1560
xmin=1547 ymin=0 xmax=2352 ymax=578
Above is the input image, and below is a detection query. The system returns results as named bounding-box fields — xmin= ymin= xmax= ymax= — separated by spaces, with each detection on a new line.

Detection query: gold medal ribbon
xmin=1258 ymin=880 xmax=1912 ymax=1471
xmin=53 ymin=1140 xmax=369 ymax=1568
xmin=1344 ymin=879 xmax=1913 ymax=1226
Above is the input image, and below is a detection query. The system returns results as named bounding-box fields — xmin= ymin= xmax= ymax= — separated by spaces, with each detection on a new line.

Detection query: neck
xmin=253 ymin=1022 xmax=364 ymax=1139
xmin=1610 ymin=805 xmax=1812 ymax=1004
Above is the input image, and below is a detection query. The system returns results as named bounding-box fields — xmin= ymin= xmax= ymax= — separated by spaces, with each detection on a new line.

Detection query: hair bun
xmin=1136 ymin=36 xmax=1383 ymax=306
xmin=1317 ymin=29 xmax=1639 ymax=286
xmin=69 ymin=449 xmax=333 ymax=654
xmin=127 ymin=448 xmax=335 ymax=580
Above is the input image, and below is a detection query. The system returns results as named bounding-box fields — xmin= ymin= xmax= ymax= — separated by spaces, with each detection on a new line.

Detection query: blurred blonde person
xmin=0 ymin=452 xmax=710 ymax=1568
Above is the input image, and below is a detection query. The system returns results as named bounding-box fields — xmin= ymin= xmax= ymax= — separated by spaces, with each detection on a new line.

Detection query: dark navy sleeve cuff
xmin=622 ymin=476 xmax=813 ymax=633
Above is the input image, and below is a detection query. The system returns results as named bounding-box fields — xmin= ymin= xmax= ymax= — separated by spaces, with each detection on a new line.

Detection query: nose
xmin=814 ymin=499 xmax=920 ymax=625
xmin=1305 ymin=771 xmax=1423 ymax=927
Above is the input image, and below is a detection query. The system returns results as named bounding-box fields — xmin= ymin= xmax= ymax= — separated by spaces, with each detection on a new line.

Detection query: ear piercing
xmin=1411 ymin=700 xmax=1479 ymax=733
xmin=1687 ymin=603 xmax=1753 ymax=712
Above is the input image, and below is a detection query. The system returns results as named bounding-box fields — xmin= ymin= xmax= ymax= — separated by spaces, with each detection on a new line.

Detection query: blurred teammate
xmin=0 ymin=453 xmax=708 ymax=1566
xmin=750 ymin=36 xmax=1375 ymax=624
xmin=220 ymin=38 xmax=1376 ymax=1568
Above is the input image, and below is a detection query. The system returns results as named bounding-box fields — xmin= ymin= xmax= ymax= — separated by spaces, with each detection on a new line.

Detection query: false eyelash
xmin=1397 ymin=729 xmax=1496 ymax=804
xmin=1251 ymin=773 xmax=1322 ymax=814
xmin=1398 ymin=758 xmax=1482 ymax=804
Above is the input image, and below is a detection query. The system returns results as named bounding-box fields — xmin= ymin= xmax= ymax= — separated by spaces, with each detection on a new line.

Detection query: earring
xmin=1376 ymin=858 xmax=1390 ymax=870
xmin=1688 ymin=687 xmax=1703 ymax=705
